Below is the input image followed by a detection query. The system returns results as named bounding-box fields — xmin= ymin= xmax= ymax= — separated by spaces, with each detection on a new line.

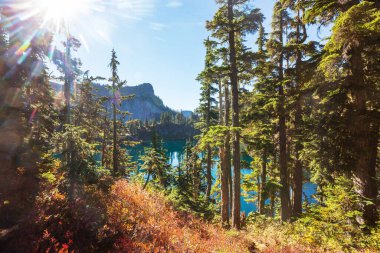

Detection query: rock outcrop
xmin=52 ymin=82 xmax=174 ymax=120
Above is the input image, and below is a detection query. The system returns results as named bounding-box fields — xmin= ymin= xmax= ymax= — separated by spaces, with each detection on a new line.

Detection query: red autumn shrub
xmin=5 ymin=177 xmax=253 ymax=252
xmin=105 ymin=180 xmax=253 ymax=253
xmin=31 ymin=169 xmax=112 ymax=253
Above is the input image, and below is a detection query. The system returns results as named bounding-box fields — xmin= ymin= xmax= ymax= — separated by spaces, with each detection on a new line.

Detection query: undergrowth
xmin=105 ymin=180 xmax=253 ymax=252
xmin=5 ymin=172 xmax=378 ymax=253
xmin=246 ymin=178 xmax=380 ymax=253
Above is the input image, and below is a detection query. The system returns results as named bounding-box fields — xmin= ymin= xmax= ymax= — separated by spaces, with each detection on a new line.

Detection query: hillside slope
xmin=105 ymin=181 xmax=253 ymax=252
xmin=13 ymin=179 xmax=254 ymax=253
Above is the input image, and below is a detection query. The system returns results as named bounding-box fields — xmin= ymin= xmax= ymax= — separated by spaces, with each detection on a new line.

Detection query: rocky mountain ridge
xmin=51 ymin=82 xmax=176 ymax=120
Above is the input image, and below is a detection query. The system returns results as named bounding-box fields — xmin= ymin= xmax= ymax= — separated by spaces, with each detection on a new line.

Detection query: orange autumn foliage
xmin=105 ymin=180 xmax=253 ymax=253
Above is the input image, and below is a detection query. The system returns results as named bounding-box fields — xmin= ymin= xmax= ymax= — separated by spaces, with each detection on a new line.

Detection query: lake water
xmin=128 ymin=140 xmax=316 ymax=214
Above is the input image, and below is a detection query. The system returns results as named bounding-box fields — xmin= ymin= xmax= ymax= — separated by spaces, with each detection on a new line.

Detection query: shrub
xmin=246 ymin=177 xmax=380 ymax=252
xmin=105 ymin=180 xmax=253 ymax=252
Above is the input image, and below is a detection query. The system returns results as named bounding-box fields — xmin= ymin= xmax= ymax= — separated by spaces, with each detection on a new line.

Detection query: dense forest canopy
xmin=0 ymin=0 xmax=379 ymax=252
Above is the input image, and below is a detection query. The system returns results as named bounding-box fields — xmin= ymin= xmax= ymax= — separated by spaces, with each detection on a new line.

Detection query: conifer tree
xmin=207 ymin=0 xmax=263 ymax=229
xmin=305 ymin=0 xmax=380 ymax=226
xmin=287 ymin=0 xmax=306 ymax=218
xmin=108 ymin=49 xmax=126 ymax=175
xmin=241 ymin=22 xmax=276 ymax=215
xmin=267 ymin=1 xmax=292 ymax=221
xmin=141 ymin=132 xmax=170 ymax=189
xmin=281 ymin=0 xmax=320 ymax=219
xmin=0 ymin=5 xmax=55 ymax=230
xmin=196 ymin=38 xmax=219 ymax=200
xmin=52 ymin=36 xmax=82 ymax=190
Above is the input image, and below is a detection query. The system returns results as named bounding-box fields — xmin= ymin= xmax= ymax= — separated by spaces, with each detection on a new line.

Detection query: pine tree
xmin=196 ymin=38 xmax=219 ymax=200
xmin=108 ymin=49 xmax=126 ymax=175
xmin=305 ymin=0 xmax=380 ymax=226
xmin=52 ymin=36 xmax=82 ymax=125
xmin=267 ymin=1 xmax=292 ymax=221
xmin=141 ymin=132 xmax=170 ymax=189
xmin=23 ymin=69 xmax=58 ymax=156
xmin=71 ymin=73 xmax=110 ymax=180
xmin=287 ymin=0 xmax=306 ymax=219
xmin=0 ymin=5 xmax=55 ymax=230
xmin=52 ymin=36 xmax=82 ymax=193
xmin=280 ymin=0 xmax=318 ymax=219
xmin=241 ymin=22 xmax=275 ymax=215
xmin=207 ymin=0 xmax=263 ymax=229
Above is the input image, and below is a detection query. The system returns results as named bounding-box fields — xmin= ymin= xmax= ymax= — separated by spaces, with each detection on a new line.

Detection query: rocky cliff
xmin=93 ymin=83 xmax=173 ymax=120
xmin=52 ymin=82 xmax=174 ymax=120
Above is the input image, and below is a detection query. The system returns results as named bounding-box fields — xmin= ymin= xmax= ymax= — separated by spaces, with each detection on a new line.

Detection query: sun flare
xmin=34 ymin=0 xmax=90 ymax=28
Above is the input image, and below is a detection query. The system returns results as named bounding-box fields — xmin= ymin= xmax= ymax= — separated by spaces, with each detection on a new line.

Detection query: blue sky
xmin=56 ymin=0 xmax=328 ymax=111
xmin=51 ymin=0 xmax=276 ymax=111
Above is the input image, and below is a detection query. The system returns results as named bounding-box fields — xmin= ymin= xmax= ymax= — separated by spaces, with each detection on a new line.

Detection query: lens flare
xmin=0 ymin=0 xmax=156 ymax=72
xmin=34 ymin=0 xmax=93 ymax=30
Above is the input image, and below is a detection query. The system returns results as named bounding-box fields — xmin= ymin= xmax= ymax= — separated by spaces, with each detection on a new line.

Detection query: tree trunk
xmin=257 ymin=175 xmax=261 ymax=212
xmin=64 ymin=37 xmax=72 ymax=126
xmin=227 ymin=80 xmax=232 ymax=219
xmin=206 ymin=81 xmax=212 ymax=199
xmin=143 ymin=172 xmax=151 ymax=190
xmin=0 ymin=46 xmax=24 ymax=228
xmin=278 ymin=6 xmax=291 ymax=222
xmin=369 ymin=121 xmax=379 ymax=210
xmin=270 ymin=188 xmax=275 ymax=218
xmin=259 ymin=149 xmax=267 ymax=215
xmin=112 ymin=83 xmax=118 ymax=174
xmin=279 ymin=66 xmax=291 ymax=222
xmin=206 ymin=146 xmax=212 ymax=198
xmin=228 ymin=0 xmax=241 ymax=230
xmin=292 ymin=7 xmax=306 ymax=219
xmin=349 ymin=48 xmax=378 ymax=227
xmin=0 ymin=18 xmax=38 ymax=233
xmin=0 ymin=101 xmax=23 ymax=228
xmin=228 ymin=164 xmax=233 ymax=219
xmin=292 ymin=103 xmax=303 ymax=218
xmin=218 ymin=79 xmax=225 ymax=200
xmin=222 ymin=80 xmax=230 ymax=226
xmin=193 ymin=163 xmax=200 ymax=200
xmin=102 ymin=128 xmax=107 ymax=167
xmin=64 ymin=37 xmax=75 ymax=200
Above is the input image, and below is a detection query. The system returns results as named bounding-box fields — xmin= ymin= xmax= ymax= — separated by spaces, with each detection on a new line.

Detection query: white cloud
xmin=166 ymin=0 xmax=183 ymax=8
xmin=109 ymin=0 xmax=156 ymax=19
xmin=150 ymin=22 xmax=167 ymax=31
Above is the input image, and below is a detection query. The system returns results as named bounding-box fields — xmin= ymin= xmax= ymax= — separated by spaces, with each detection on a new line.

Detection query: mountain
xmin=93 ymin=83 xmax=174 ymax=120
xmin=181 ymin=110 xmax=193 ymax=118
xmin=51 ymin=82 xmax=174 ymax=120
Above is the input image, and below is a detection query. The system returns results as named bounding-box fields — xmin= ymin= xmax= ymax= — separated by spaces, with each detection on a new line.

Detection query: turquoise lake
xmin=128 ymin=140 xmax=316 ymax=214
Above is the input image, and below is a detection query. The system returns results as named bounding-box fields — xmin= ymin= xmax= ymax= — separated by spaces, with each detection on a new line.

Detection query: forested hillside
xmin=0 ymin=0 xmax=379 ymax=252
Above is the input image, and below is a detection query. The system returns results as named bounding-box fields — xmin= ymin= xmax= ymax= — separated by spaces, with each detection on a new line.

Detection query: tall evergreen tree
xmin=108 ymin=49 xmax=125 ymax=175
xmin=304 ymin=0 xmax=380 ymax=226
xmin=0 ymin=5 xmax=55 ymax=231
xmin=207 ymin=0 xmax=263 ymax=229
xmin=287 ymin=0 xmax=306 ymax=218
xmin=281 ymin=0 xmax=318 ymax=219
xmin=267 ymin=1 xmax=292 ymax=221
xmin=52 ymin=36 xmax=82 ymax=190
xmin=241 ymin=22 xmax=275 ymax=216
xmin=196 ymin=38 xmax=219 ymax=200
xmin=141 ymin=132 xmax=170 ymax=189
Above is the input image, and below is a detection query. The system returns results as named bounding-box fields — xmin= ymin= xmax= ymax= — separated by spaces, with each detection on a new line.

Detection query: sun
xmin=34 ymin=0 xmax=91 ymax=28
